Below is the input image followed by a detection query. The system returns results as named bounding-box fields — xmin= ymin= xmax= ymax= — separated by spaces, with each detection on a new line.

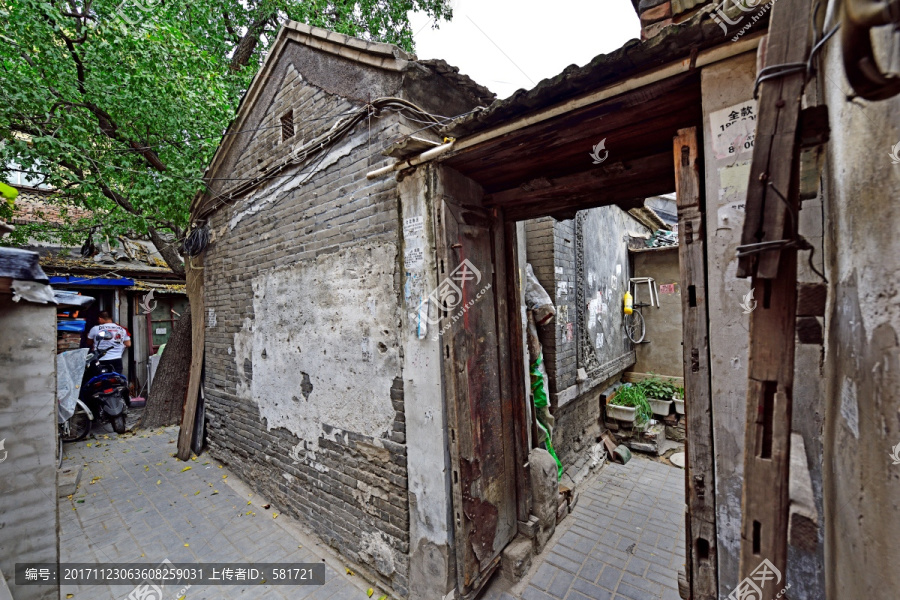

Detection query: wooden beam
xmin=674 ymin=127 xmax=718 ymax=600
xmin=485 ymin=151 xmax=674 ymax=207
xmin=739 ymin=248 xmax=798 ymax=593
xmin=736 ymin=0 xmax=814 ymax=279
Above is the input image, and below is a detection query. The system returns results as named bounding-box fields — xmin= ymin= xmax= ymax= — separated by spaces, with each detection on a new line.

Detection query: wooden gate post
xmin=674 ymin=127 xmax=718 ymax=599
xmin=733 ymin=0 xmax=813 ymax=590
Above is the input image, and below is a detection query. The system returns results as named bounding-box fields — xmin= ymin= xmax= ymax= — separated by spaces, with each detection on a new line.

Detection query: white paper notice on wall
xmin=403 ymin=216 xmax=424 ymax=238
xmin=155 ymin=328 xmax=167 ymax=335
xmin=404 ymin=247 xmax=424 ymax=268
xmin=403 ymin=216 xmax=425 ymax=268
xmin=709 ymin=100 xmax=758 ymax=160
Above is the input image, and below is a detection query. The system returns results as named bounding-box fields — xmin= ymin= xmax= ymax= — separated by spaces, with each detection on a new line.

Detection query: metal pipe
xmin=366 ymin=140 xmax=456 ymax=179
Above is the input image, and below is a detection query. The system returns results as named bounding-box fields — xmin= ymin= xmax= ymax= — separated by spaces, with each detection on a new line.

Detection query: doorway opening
xmin=436 ymin=71 xmax=717 ymax=599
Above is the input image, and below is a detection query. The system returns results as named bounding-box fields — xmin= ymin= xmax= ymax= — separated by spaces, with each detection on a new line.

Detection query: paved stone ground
xmin=482 ymin=456 xmax=686 ymax=600
xmin=59 ymin=423 xmax=381 ymax=600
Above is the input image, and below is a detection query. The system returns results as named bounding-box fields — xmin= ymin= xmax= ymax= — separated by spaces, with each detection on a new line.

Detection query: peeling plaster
xmin=229 ymin=134 xmax=366 ymax=230
xmin=233 ymin=242 xmax=400 ymax=454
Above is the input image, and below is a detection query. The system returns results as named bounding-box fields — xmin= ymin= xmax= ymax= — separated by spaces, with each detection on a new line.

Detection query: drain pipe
xmin=366 ymin=139 xmax=456 ymax=179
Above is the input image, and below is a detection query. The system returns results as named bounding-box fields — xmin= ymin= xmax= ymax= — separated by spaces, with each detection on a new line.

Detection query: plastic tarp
xmin=57 ymin=320 xmax=87 ymax=332
xmin=524 ymin=263 xmax=556 ymax=325
xmin=57 ymin=349 xmax=88 ymax=423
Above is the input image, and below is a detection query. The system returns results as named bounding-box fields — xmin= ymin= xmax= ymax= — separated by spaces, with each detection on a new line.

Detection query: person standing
xmin=87 ymin=311 xmax=131 ymax=373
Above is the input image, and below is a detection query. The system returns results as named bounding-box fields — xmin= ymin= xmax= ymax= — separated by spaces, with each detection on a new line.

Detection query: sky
xmin=408 ymin=0 xmax=642 ymax=100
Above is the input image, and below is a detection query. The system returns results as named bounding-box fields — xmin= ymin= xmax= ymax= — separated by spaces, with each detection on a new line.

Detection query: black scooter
xmin=61 ymin=330 xmax=131 ymax=441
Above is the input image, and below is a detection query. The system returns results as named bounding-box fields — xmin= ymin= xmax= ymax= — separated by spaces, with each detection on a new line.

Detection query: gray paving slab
xmin=483 ymin=456 xmax=686 ymax=600
xmin=58 ymin=426 xmax=384 ymax=600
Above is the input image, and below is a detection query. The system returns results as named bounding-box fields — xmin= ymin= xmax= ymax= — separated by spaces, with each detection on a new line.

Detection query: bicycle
xmin=624 ymin=278 xmax=658 ymax=344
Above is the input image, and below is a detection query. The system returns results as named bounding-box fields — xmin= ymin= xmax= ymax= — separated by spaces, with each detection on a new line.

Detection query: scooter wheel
xmin=112 ymin=414 xmax=127 ymax=434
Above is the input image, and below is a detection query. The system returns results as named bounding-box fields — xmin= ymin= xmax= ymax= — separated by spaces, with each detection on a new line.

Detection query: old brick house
xmin=192 ymin=23 xmax=498 ymax=598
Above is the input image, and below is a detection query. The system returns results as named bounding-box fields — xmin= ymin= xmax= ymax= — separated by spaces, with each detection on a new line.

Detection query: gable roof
xmin=191 ymin=22 xmax=493 ymax=218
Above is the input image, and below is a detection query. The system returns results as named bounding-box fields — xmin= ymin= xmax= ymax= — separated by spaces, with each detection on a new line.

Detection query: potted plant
xmin=607 ymin=384 xmax=653 ymax=424
xmin=643 ymin=375 xmax=676 ymax=417
xmin=673 ymin=386 xmax=685 ymax=415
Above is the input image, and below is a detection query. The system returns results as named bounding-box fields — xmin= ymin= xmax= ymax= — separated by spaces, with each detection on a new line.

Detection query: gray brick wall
xmin=203 ymin=74 xmax=413 ymax=596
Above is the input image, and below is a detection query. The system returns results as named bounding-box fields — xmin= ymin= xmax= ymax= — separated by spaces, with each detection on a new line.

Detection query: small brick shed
xmin=191 ymin=22 xmax=501 ymax=598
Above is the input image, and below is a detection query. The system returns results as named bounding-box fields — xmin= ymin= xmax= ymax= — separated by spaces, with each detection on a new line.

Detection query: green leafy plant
xmin=674 ymin=386 xmax=684 ymax=400
xmin=0 ymin=0 xmax=454 ymax=274
xmin=642 ymin=375 xmax=678 ymax=400
xmin=610 ymin=384 xmax=653 ymax=424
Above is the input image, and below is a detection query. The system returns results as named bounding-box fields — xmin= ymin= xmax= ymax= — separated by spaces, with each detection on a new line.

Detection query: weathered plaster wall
xmin=632 ymin=246 xmax=684 ymax=378
xmin=702 ymin=51 xmax=827 ymax=597
xmin=0 ymin=293 xmax=58 ymax=600
xmin=398 ymin=167 xmax=454 ymax=598
xmin=820 ymin=32 xmax=900 ymax=599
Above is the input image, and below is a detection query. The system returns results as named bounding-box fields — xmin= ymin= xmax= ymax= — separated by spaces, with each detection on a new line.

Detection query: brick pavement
xmin=59 ymin=424 xmax=382 ymax=600
xmin=482 ymin=456 xmax=686 ymax=600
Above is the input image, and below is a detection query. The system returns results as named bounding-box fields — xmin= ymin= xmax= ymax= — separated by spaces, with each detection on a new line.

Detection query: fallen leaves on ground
xmin=181 ymin=466 xmax=191 ymax=472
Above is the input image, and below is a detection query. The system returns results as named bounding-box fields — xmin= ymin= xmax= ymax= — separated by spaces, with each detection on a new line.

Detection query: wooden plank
xmin=501 ymin=216 xmax=532 ymax=522
xmin=177 ymin=254 xmax=205 ymax=461
xmin=739 ymin=248 xmax=798 ymax=593
xmin=622 ymin=371 xmax=684 ymax=387
xmin=674 ymin=127 xmax=718 ymax=600
xmin=736 ymin=0 xmax=814 ymax=278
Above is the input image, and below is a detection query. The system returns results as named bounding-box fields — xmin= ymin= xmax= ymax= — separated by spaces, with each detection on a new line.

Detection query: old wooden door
xmin=436 ymin=186 xmax=518 ymax=598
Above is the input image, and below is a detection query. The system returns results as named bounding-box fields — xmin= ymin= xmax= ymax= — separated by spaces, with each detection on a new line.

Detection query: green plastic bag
xmin=530 ymin=357 xmax=563 ymax=479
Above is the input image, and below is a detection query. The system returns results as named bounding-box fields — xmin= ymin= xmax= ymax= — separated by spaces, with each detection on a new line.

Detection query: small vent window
xmin=281 ymin=110 xmax=294 ymax=142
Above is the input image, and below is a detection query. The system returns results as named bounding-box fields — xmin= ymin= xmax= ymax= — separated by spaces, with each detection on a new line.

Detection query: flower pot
xmin=649 ymin=399 xmax=672 ymax=417
xmin=674 ymin=399 xmax=685 ymax=415
xmin=607 ymin=404 xmax=637 ymax=422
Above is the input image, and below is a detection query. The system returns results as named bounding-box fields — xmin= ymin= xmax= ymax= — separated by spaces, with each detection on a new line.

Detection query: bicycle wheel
xmin=624 ymin=310 xmax=646 ymax=344
xmin=61 ymin=408 xmax=92 ymax=442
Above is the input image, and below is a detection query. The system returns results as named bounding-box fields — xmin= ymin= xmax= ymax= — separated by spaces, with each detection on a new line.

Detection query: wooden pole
xmin=674 ymin=127 xmax=718 ymax=599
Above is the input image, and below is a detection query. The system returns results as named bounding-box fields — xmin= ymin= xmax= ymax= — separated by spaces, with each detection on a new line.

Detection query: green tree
xmin=0 ymin=0 xmax=452 ymax=274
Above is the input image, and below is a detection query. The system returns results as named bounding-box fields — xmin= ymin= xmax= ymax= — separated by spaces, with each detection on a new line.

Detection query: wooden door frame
xmin=489 ymin=125 xmax=719 ymax=597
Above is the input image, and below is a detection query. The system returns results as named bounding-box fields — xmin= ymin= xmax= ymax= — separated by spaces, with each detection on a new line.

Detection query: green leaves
xmin=0 ymin=0 xmax=451 ymax=268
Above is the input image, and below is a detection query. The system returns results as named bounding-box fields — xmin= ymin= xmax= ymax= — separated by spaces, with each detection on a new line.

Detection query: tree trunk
xmin=140 ymin=304 xmax=191 ymax=428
